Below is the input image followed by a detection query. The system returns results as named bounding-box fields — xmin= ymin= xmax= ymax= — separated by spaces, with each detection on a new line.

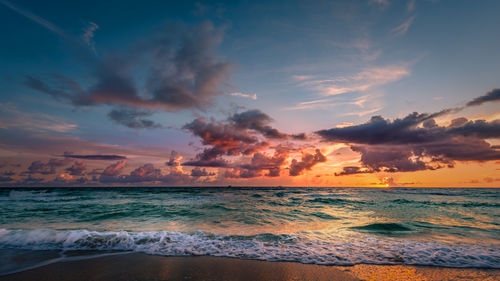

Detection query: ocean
xmin=0 ymin=187 xmax=499 ymax=274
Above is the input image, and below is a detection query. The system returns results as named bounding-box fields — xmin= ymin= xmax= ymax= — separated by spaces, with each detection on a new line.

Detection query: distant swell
xmin=0 ymin=229 xmax=498 ymax=268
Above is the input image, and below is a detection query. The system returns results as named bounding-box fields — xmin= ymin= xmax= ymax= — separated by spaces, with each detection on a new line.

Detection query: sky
xmin=0 ymin=0 xmax=499 ymax=187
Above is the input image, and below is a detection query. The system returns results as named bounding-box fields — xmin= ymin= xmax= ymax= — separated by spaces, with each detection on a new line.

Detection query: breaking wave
xmin=0 ymin=228 xmax=498 ymax=268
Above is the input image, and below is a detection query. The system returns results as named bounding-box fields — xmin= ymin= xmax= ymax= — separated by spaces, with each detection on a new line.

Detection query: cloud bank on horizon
xmin=0 ymin=0 xmax=499 ymax=187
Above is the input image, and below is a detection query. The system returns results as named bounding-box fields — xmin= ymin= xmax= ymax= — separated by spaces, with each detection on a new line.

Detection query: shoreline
xmin=1 ymin=253 xmax=499 ymax=281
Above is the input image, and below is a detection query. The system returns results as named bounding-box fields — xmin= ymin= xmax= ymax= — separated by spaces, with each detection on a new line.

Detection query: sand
xmin=1 ymin=253 xmax=498 ymax=281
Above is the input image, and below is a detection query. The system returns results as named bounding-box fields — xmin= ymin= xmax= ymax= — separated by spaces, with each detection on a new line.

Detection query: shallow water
xmin=0 ymin=187 xmax=499 ymax=272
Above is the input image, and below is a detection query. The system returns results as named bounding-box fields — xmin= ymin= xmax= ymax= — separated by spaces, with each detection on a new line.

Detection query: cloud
xmin=466 ymin=88 xmax=500 ymax=107
xmin=62 ymin=153 xmax=127 ymax=160
xmin=284 ymin=94 xmax=380 ymax=112
xmin=230 ymin=109 xmax=288 ymax=139
xmin=0 ymin=176 xmax=14 ymax=182
xmin=233 ymin=148 xmax=290 ymax=178
xmin=182 ymin=109 xmax=307 ymax=169
xmin=407 ymin=0 xmax=416 ymax=11
xmin=230 ymin=92 xmax=257 ymax=100
xmin=25 ymin=21 xmax=232 ymax=113
xmin=182 ymin=115 xmax=269 ymax=163
xmin=182 ymin=110 xmax=316 ymax=178
xmin=289 ymin=149 xmax=327 ymax=176
xmin=183 ymin=158 xmax=230 ymax=167
xmin=0 ymin=103 xmax=77 ymax=133
xmin=391 ymin=16 xmax=415 ymax=36
xmin=190 ymin=167 xmax=215 ymax=177
xmin=23 ymin=158 xmax=71 ymax=175
xmin=166 ymin=151 xmax=182 ymax=167
xmin=342 ymin=106 xmax=383 ymax=117
xmin=82 ymin=22 xmax=99 ymax=53
xmin=108 ymin=108 xmax=162 ymax=129
xmin=98 ymin=163 xmax=194 ymax=185
xmin=335 ymin=166 xmax=374 ymax=176
xmin=3 ymin=171 xmax=15 ymax=176
xmin=0 ymin=0 xmax=67 ymax=37
xmin=22 ymin=176 xmax=44 ymax=184
xmin=316 ymin=111 xmax=452 ymax=145
xmin=66 ymin=160 xmax=86 ymax=176
xmin=101 ymin=160 xmax=127 ymax=177
xmin=317 ymin=110 xmax=500 ymax=174
xmin=296 ymin=64 xmax=410 ymax=97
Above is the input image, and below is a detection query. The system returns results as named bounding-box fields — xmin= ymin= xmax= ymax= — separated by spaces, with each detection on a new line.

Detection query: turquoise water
xmin=0 ymin=187 xmax=499 ymax=271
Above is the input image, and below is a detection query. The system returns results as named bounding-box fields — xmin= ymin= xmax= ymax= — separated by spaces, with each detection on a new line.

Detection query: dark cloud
xmin=98 ymin=163 xmax=193 ymax=185
xmin=123 ymin=163 xmax=163 ymax=183
xmin=466 ymin=88 xmax=500 ymax=107
xmin=317 ymin=111 xmax=500 ymax=175
xmin=230 ymin=110 xmax=288 ymax=139
xmin=62 ymin=153 xmax=127 ymax=160
xmin=224 ymin=168 xmax=260 ymax=179
xmin=24 ymin=158 xmax=71 ymax=175
xmin=66 ymin=160 xmax=86 ymax=176
xmin=225 ymin=148 xmax=289 ymax=178
xmin=25 ymin=21 xmax=231 ymax=112
xmin=335 ymin=166 xmax=374 ymax=176
xmin=351 ymin=145 xmax=436 ymax=173
xmin=183 ymin=158 xmax=229 ymax=167
xmin=183 ymin=110 xmax=311 ymax=177
xmin=183 ymin=116 xmax=269 ymax=164
xmin=447 ymin=119 xmax=500 ymax=139
xmin=22 ymin=176 xmax=44 ymax=184
xmin=3 ymin=171 xmax=15 ymax=176
xmin=0 ymin=176 xmax=13 ymax=182
xmin=166 ymin=151 xmax=182 ymax=166
xmin=316 ymin=111 xmax=450 ymax=145
xmin=190 ymin=167 xmax=215 ymax=177
xmin=24 ymin=74 xmax=83 ymax=101
xmin=289 ymin=149 xmax=327 ymax=176
xmin=291 ymin=133 xmax=307 ymax=140
xmin=108 ymin=108 xmax=162 ymax=129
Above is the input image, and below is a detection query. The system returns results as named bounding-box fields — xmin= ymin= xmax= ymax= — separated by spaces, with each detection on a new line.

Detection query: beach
xmin=1 ymin=253 xmax=499 ymax=281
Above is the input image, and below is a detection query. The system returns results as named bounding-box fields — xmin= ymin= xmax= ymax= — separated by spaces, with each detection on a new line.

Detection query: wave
xmin=389 ymin=198 xmax=500 ymax=208
xmin=0 ymin=229 xmax=498 ymax=268
xmin=351 ymin=223 xmax=412 ymax=232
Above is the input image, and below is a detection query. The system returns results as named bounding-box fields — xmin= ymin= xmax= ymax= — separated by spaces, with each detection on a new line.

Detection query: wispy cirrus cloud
xmin=0 ymin=103 xmax=77 ymax=132
xmin=230 ymin=92 xmax=257 ymax=100
xmin=407 ymin=0 xmax=416 ymax=11
xmin=296 ymin=64 xmax=410 ymax=97
xmin=82 ymin=22 xmax=99 ymax=53
xmin=391 ymin=16 xmax=416 ymax=36
xmin=341 ymin=106 xmax=383 ymax=117
xmin=0 ymin=0 xmax=68 ymax=37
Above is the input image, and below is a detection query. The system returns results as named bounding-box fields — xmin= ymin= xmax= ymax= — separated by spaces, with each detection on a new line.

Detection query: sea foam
xmin=0 ymin=228 xmax=498 ymax=268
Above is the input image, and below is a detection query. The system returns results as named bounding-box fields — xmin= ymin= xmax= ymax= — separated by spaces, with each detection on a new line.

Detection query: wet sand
xmin=1 ymin=253 xmax=498 ymax=281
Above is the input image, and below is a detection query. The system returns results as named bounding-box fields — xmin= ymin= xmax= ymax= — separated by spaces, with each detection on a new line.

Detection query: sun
xmin=385 ymin=183 xmax=389 ymax=187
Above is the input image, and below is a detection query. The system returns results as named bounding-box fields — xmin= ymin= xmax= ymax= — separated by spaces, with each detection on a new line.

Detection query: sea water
xmin=0 ymin=187 xmax=499 ymax=274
